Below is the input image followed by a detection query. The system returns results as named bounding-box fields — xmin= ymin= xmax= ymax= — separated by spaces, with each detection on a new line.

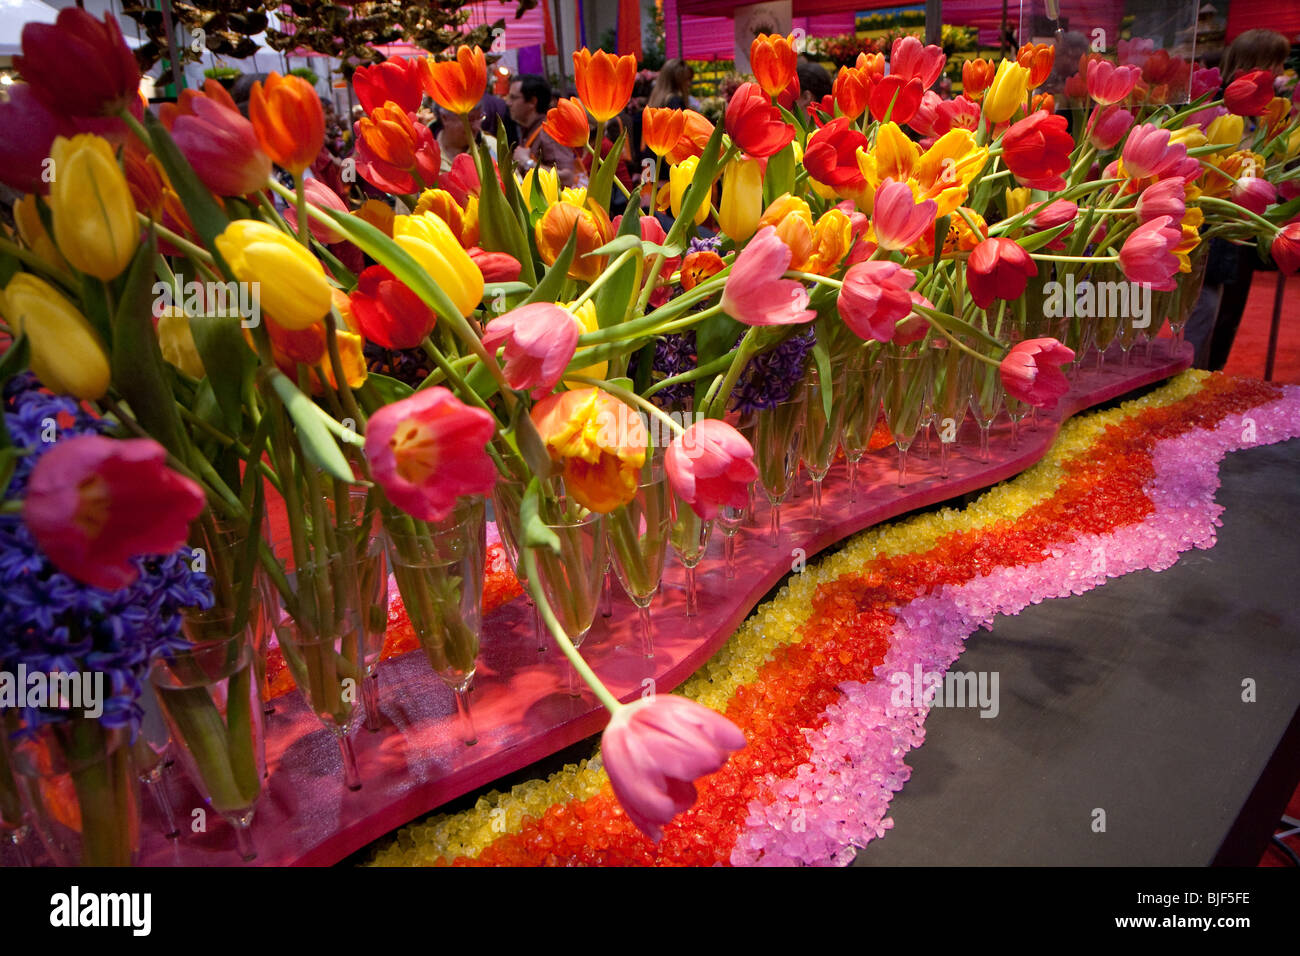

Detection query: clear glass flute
xmin=801 ymin=370 xmax=847 ymax=521
xmin=967 ymin=351 xmax=1005 ymax=463
xmin=529 ymin=498 xmax=607 ymax=695
xmin=881 ymin=347 xmax=933 ymax=487
xmin=492 ymin=478 xmax=545 ymax=652
xmin=669 ymin=487 xmax=713 ymax=617
xmin=839 ymin=348 xmax=881 ymax=503
xmin=929 ymin=341 xmax=973 ymax=479
xmin=716 ymin=501 xmax=747 ymax=580
xmin=607 ymin=453 xmax=672 ymax=658
xmin=746 ymin=391 xmax=807 ymax=546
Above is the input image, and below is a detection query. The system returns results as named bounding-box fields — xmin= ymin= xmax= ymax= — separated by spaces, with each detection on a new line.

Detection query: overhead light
xmin=0 ymin=75 xmax=13 ymax=86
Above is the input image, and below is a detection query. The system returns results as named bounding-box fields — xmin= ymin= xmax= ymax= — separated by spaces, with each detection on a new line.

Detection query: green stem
xmin=564 ymin=374 xmax=685 ymax=436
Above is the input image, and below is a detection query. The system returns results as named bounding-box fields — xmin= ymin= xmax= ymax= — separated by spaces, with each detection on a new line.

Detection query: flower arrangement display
xmin=2 ymin=7 xmax=1300 ymax=862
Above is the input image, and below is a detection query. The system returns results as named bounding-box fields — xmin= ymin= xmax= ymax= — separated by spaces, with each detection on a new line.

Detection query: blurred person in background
xmin=433 ymin=102 xmax=497 ymax=172
xmin=508 ymin=73 xmax=578 ymax=186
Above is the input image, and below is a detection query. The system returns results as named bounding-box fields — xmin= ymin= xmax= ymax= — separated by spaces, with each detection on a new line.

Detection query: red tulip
xmin=719 ymin=226 xmax=815 ymax=326
xmin=893 ymin=291 xmax=932 ymax=345
xmin=482 ymin=303 xmax=580 ymax=399
xmin=349 ymin=264 xmax=437 ymax=350
xmin=725 ymin=82 xmax=795 ymax=159
xmin=868 ymin=74 xmax=924 ymax=125
xmin=17 ymin=8 xmax=140 ymax=118
xmin=1027 ymin=198 xmax=1078 ymax=250
xmin=364 ymin=388 xmax=497 ymax=523
xmin=0 ymin=84 xmax=68 ymax=194
xmin=838 ymin=260 xmax=917 ymax=342
xmin=1118 ymin=216 xmax=1181 ymax=290
xmin=469 ymin=248 xmax=522 ymax=282
xmin=441 ymin=152 xmax=482 ymax=205
xmin=353 ymin=57 xmax=424 ymax=115
xmin=1231 ymin=176 xmax=1276 ymax=216
xmin=601 ymin=694 xmax=746 ymax=842
xmin=751 ymin=34 xmax=799 ymax=99
xmin=23 ymin=436 xmax=205 ymax=591
xmin=804 ymin=117 xmax=869 ymax=201
xmin=665 ymin=419 xmax=759 ymax=520
xmin=999 ymin=338 xmax=1074 ymax=409
xmin=872 ymin=179 xmax=936 ymax=251
xmin=1224 ymin=70 xmax=1274 ymax=117
xmin=1135 ymin=179 xmax=1186 ymax=223
xmin=1003 ymin=110 xmax=1074 ymax=190
xmin=908 ymin=90 xmax=947 ymax=139
xmin=1271 ymin=222 xmax=1300 ymax=275
xmin=966 ymin=237 xmax=1038 ymax=309
xmin=680 ymin=250 xmax=725 ymax=291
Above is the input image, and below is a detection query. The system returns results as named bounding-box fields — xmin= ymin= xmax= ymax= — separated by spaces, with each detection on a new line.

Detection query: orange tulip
xmin=1016 ymin=43 xmax=1055 ymax=90
xmin=643 ymin=107 xmax=687 ymax=156
xmin=856 ymin=52 xmax=885 ymax=80
xmin=573 ymin=49 xmax=637 ymax=123
xmin=249 ymin=73 xmax=324 ymax=175
xmin=751 ymin=34 xmax=797 ymax=98
xmin=666 ymin=110 xmax=714 ymax=164
xmin=536 ymin=201 xmax=613 ymax=282
xmin=1032 ymin=92 xmax=1055 ymax=114
xmin=419 ymin=45 xmax=487 ymax=115
xmin=354 ymin=199 xmax=395 ymax=237
xmin=543 ymin=97 xmax=591 ymax=148
xmin=530 ymin=388 xmax=646 ymax=514
xmin=834 ymin=66 xmax=872 ymax=120
xmin=962 ymin=58 xmax=996 ymax=101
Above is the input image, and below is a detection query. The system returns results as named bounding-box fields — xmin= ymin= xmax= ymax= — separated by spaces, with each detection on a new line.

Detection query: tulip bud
xmin=13 ymin=194 xmax=68 ymax=271
xmin=983 ymin=60 xmax=1031 ymax=125
xmin=48 ymin=134 xmax=138 ymax=280
xmin=1 ymin=273 xmax=110 ymax=400
xmin=214 ymin=220 xmax=333 ymax=331
xmin=718 ymin=157 xmax=763 ymax=242
xmin=392 ymin=212 xmax=485 ymax=317
xmin=157 ymin=307 xmax=206 ymax=379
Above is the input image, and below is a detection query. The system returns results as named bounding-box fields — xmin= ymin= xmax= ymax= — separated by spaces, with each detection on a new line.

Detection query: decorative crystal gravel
xmin=364 ymin=372 xmax=1299 ymax=867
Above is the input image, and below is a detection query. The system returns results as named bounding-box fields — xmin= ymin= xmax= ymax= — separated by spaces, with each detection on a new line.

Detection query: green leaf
xmin=587 ymin=233 xmax=644 ymax=258
xmin=764 ymin=143 xmax=796 ymax=206
xmin=1265 ymin=196 xmax=1300 ymax=224
xmin=0 ymin=334 xmax=31 ymax=449
xmin=0 ymin=446 xmax=20 ymax=492
xmin=363 ymin=372 xmax=415 ymax=405
xmin=932 ymin=215 xmax=951 ymax=261
xmin=142 ymin=111 xmax=231 ymax=270
xmin=692 ymin=311 xmax=745 ymax=407
xmin=1014 ymin=223 xmax=1070 ymax=253
xmin=476 ymin=139 xmax=535 ymax=283
xmin=522 ymin=230 xmax=578 ymax=306
xmin=111 ymin=231 xmax=187 ymax=457
xmin=521 ymin=476 xmax=561 ymax=553
xmin=0 ymin=250 xmax=20 ymax=289
xmin=80 ymin=274 xmax=113 ymax=350
xmin=589 ymin=127 xmax=627 ymax=216
xmin=811 ymin=316 xmax=834 ymax=421
xmin=266 ymin=369 xmax=354 ymax=482
xmin=594 ymin=221 xmax=642 ymax=330
xmin=188 ymin=313 xmax=252 ymax=435
xmin=915 ymin=304 xmax=1006 ymax=351
xmin=513 ymin=403 xmax=557 ymax=483
xmin=669 ymin=122 xmax=727 ymax=242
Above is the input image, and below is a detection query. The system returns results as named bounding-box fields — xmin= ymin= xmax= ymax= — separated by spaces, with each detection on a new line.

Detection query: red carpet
xmin=1223 ymin=271 xmax=1300 ymax=385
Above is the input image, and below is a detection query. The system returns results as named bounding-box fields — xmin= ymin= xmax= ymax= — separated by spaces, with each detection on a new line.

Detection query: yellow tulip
xmin=13 ymin=194 xmax=69 ymax=272
xmin=392 ymin=212 xmax=484 ymax=318
xmin=563 ymin=298 xmax=606 ymax=384
xmin=718 ymin=158 xmax=764 ymax=242
xmin=48 ymin=134 xmax=138 ymax=281
xmin=759 ymin=193 xmax=814 ymax=266
xmin=1 ymin=273 xmax=110 ymax=400
xmin=670 ymin=156 xmax=710 ymax=225
xmin=1168 ymin=126 xmax=1207 ymax=151
xmin=537 ymin=166 xmax=561 ymax=206
xmin=1288 ymin=127 xmax=1300 ymax=160
xmin=156 ymin=307 xmax=206 ymax=379
xmin=1004 ymin=186 xmax=1030 ymax=217
xmin=215 ymin=220 xmax=332 ymax=331
xmin=802 ymin=208 xmax=854 ymax=275
xmin=983 ymin=60 xmax=1031 ymax=125
xmin=1206 ymin=114 xmax=1244 ymax=155
xmin=857 ymin=123 xmax=988 ymax=217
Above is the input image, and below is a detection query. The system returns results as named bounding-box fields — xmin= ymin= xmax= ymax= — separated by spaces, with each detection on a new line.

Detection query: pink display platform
xmin=139 ymin=341 xmax=1191 ymax=866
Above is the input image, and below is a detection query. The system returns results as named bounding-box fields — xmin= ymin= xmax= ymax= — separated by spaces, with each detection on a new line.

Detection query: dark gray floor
xmin=854 ymin=439 xmax=1300 ymax=866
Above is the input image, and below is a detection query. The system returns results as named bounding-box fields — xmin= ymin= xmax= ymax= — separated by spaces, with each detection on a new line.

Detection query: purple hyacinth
xmin=730 ymin=330 xmax=814 ymax=415
xmin=0 ymin=375 xmax=212 ymax=736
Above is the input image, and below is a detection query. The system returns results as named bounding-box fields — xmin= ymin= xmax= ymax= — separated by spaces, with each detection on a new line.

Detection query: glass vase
xmin=492 ymin=478 xmax=546 ymax=652
xmin=930 ymin=340 xmax=973 ymax=478
xmin=746 ymin=392 xmax=806 ymax=546
xmin=669 ymin=486 xmax=712 ymax=618
xmin=839 ymin=348 xmax=882 ymax=503
xmin=801 ymin=370 xmax=847 ymax=520
xmin=528 ymin=498 xmax=606 ymax=695
xmin=608 ymin=454 xmax=672 ymax=658
xmin=881 ymin=347 xmax=933 ymax=487
xmin=966 ymin=350 xmax=1005 ymax=463
xmin=384 ymin=497 xmax=486 ymax=746
xmin=13 ymin=719 xmax=140 ymax=867
xmin=151 ymin=628 xmax=265 ymax=860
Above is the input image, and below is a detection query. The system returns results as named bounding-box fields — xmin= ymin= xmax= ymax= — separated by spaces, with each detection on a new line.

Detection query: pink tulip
xmin=1119 ymin=215 xmax=1181 ymax=290
xmin=23 ymin=436 xmax=205 ymax=591
xmin=907 ymin=90 xmax=946 ymax=139
xmin=719 ymin=226 xmax=817 ymax=326
xmin=1135 ymin=179 xmax=1186 ymax=223
xmin=936 ymin=95 xmax=980 ymax=134
xmin=838 ymin=260 xmax=917 ymax=342
xmin=1191 ymin=67 xmax=1221 ymax=101
xmin=1086 ymin=61 xmax=1141 ymax=105
xmin=872 ymin=179 xmax=937 ymax=251
xmin=1185 ymin=105 xmax=1227 ymax=131
xmin=364 ymin=388 xmax=497 ymax=522
xmin=1028 ymin=198 xmax=1077 ymax=250
xmin=1121 ymin=124 xmax=1190 ymax=180
xmin=892 ymin=291 xmax=932 ymax=345
xmin=601 ymin=694 xmax=747 ymax=842
xmin=1230 ymin=175 xmax=1276 ymax=216
xmin=171 ymin=94 xmax=272 ymax=198
xmin=890 ymin=36 xmax=946 ymax=88
xmin=665 ymin=419 xmax=759 ymax=519
xmin=481 ymin=303 xmax=580 ymax=399
xmin=0 ymin=84 xmax=67 ymax=194
xmin=999 ymin=338 xmax=1074 ymax=409
xmin=281 ymin=178 xmax=348 ymax=244
xmin=1086 ymin=104 xmax=1134 ymax=150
